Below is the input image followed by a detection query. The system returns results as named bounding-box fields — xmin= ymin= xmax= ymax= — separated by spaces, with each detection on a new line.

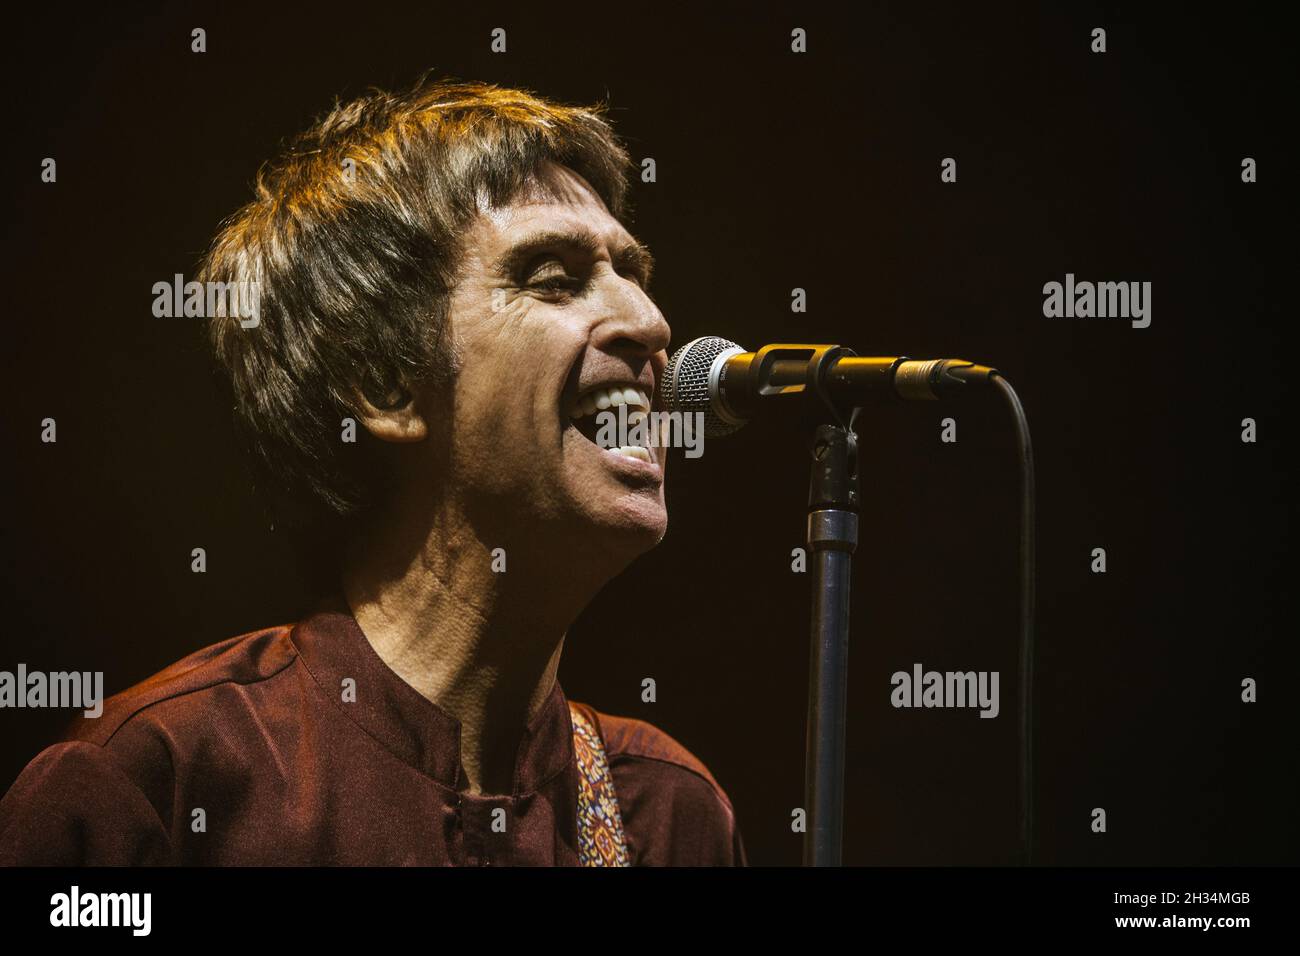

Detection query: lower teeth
xmin=609 ymin=445 xmax=651 ymax=462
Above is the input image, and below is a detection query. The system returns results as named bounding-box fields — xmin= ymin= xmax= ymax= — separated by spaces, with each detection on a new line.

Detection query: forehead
xmin=471 ymin=163 xmax=631 ymax=253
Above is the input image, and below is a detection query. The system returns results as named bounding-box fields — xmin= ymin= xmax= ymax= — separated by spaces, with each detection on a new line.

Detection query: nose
xmin=590 ymin=272 xmax=672 ymax=361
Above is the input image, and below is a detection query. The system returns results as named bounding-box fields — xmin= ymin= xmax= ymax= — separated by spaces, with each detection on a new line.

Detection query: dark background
xmin=2 ymin=2 xmax=1293 ymax=866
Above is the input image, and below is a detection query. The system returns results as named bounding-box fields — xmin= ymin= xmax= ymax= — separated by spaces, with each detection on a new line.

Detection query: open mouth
xmin=567 ymin=382 xmax=654 ymax=463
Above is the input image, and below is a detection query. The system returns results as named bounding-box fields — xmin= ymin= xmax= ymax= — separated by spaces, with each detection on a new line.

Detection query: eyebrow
xmin=493 ymin=228 xmax=655 ymax=287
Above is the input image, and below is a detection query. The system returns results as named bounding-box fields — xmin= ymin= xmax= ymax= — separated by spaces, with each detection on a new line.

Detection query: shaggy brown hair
xmin=200 ymin=76 xmax=632 ymax=540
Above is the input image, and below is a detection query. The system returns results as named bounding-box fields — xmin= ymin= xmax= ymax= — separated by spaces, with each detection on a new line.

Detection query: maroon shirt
xmin=0 ymin=609 xmax=745 ymax=866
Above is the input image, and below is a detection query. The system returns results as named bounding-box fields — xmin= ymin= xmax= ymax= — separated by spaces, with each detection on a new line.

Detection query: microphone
xmin=657 ymin=336 xmax=1000 ymax=438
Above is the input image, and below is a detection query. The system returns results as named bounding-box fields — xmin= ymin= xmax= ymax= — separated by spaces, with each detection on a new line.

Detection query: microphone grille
xmin=658 ymin=336 xmax=746 ymax=439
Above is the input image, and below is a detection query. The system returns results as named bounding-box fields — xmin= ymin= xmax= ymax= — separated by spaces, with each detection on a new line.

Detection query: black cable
xmin=992 ymin=374 xmax=1036 ymax=866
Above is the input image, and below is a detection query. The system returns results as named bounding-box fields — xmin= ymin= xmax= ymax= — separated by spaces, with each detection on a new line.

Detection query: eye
xmin=533 ymin=274 xmax=582 ymax=292
xmin=523 ymin=257 xmax=583 ymax=293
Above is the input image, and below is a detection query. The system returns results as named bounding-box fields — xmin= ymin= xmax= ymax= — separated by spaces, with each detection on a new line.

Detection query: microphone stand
xmin=665 ymin=337 xmax=1032 ymax=866
xmin=802 ymin=369 xmax=861 ymax=867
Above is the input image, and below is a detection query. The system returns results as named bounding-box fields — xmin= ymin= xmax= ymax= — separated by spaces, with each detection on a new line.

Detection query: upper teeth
xmin=570 ymin=385 xmax=650 ymax=419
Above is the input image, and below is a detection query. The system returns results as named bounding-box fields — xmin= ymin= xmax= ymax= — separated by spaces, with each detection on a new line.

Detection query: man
xmin=0 ymin=78 xmax=745 ymax=866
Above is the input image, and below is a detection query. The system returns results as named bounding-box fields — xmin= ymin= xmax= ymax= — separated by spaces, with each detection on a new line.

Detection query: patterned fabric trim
xmin=569 ymin=702 xmax=630 ymax=867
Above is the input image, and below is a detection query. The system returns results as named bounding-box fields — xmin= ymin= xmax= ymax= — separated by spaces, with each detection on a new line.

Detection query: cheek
xmin=450 ymin=302 xmax=590 ymax=460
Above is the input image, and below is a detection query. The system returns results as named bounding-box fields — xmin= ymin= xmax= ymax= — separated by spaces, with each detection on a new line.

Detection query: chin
xmin=580 ymin=498 xmax=668 ymax=561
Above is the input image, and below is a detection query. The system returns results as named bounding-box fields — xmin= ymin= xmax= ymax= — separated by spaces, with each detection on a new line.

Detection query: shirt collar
xmin=288 ymin=601 xmax=574 ymax=795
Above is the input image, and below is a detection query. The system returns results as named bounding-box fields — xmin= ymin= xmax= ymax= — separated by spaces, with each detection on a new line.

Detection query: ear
xmin=351 ymin=385 xmax=428 ymax=443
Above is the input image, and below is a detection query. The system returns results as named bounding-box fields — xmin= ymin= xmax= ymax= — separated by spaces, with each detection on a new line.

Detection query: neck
xmin=340 ymin=501 xmax=613 ymax=796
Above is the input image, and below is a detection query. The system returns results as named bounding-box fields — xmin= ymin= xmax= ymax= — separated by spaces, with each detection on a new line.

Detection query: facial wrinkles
xmin=473 ymin=214 xmax=616 ymax=418
xmin=454 ymin=173 xmax=665 ymax=502
xmin=446 ymin=250 xmax=569 ymax=510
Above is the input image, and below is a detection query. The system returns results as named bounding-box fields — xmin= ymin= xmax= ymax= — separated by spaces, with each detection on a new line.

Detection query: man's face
xmin=437 ymin=162 xmax=671 ymax=561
